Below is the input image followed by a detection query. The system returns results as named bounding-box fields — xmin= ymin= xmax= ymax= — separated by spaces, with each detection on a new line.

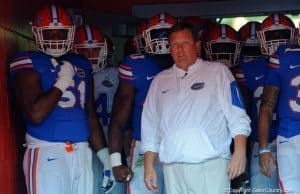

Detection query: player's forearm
xmin=108 ymin=123 xmax=124 ymax=153
xmin=14 ymin=70 xmax=63 ymax=124
xmin=258 ymin=85 xmax=279 ymax=148
xmin=108 ymin=90 xmax=133 ymax=153
xmin=258 ymin=106 xmax=272 ymax=148
xmin=87 ymin=87 xmax=107 ymax=151
xmin=24 ymin=88 xmax=62 ymax=124
xmin=89 ymin=117 xmax=107 ymax=151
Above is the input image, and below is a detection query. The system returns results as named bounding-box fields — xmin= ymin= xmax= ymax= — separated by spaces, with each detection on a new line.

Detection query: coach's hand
xmin=227 ymin=149 xmax=246 ymax=180
xmin=144 ymin=165 xmax=158 ymax=193
xmin=52 ymin=58 xmax=75 ymax=92
xmin=112 ymin=165 xmax=134 ymax=182
xmin=259 ymin=152 xmax=276 ymax=178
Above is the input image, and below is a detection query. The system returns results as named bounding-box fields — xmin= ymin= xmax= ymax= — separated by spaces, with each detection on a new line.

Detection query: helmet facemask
xmin=257 ymin=26 xmax=296 ymax=55
xmin=32 ymin=25 xmax=75 ymax=57
xmin=143 ymin=13 xmax=177 ymax=55
xmin=75 ymin=39 xmax=108 ymax=73
xmin=204 ymin=39 xmax=241 ymax=67
xmin=144 ymin=26 xmax=172 ymax=54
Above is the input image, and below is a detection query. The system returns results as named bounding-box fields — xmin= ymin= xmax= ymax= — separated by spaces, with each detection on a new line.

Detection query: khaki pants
xmin=163 ymin=157 xmax=230 ymax=194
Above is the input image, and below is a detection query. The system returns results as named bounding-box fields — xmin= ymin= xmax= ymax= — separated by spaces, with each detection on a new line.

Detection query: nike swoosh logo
xmin=47 ymin=157 xmax=58 ymax=161
xmin=255 ymin=75 xmax=264 ymax=80
xmin=290 ymin=64 xmax=300 ymax=69
xmin=279 ymin=140 xmax=289 ymax=144
xmin=51 ymin=69 xmax=56 ymax=73
xmin=146 ymin=76 xmax=154 ymax=80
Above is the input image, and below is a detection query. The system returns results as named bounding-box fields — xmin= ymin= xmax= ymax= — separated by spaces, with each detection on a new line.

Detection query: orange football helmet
xmin=203 ymin=24 xmax=241 ymax=67
xmin=257 ymin=13 xmax=296 ymax=55
xmin=74 ymin=25 xmax=108 ymax=72
xmin=143 ymin=13 xmax=177 ymax=54
xmin=238 ymin=21 xmax=262 ymax=60
xmin=31 ymin=4 xmax=75 ymax=57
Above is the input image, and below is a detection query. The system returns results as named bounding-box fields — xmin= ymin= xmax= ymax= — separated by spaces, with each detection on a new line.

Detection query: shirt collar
xmin=173 ymin=58 xmax=203 ymax=77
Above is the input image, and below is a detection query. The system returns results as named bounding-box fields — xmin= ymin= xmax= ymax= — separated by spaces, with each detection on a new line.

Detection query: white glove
xmin=97 ymin=148 xmax=116 ymax=194
xmin=51 ymin=58 xmax=75 ymax=92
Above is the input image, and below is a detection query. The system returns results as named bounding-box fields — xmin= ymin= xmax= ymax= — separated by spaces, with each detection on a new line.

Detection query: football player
xmin=108 ymin=13 xmax=177 ymax=194
xmin=10 ymin=5 xmax=111 ymax=194
xmin=74 ymin=24 xmax=124 ymax=194
xmin=234 ymin=20 xmax=280 ymax=194
xmin=257 ymin=13 xmax=299 ymax=193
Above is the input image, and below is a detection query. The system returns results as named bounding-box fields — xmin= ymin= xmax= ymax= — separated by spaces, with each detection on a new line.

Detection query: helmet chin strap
xmin=45 ymin=48 xmax=66 ymax=57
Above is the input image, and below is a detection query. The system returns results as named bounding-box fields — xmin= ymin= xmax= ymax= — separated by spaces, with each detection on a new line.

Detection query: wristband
xmin=258 ymin=146 xmax=271 ymax=155
xmin=110 ymin=152 xmax=122 ymax=167
xmin=96 ymin=148 xmax=110 ymax=170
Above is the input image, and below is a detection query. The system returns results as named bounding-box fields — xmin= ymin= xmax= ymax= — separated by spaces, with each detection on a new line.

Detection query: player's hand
xmin=227 ymin=150 xmax=246 ymax=180
xmin=97 ymin=148 xmax=116 ymax=193
xmin=144 ymin=166 xmax=159 ymax=193
xmin=112 ymin=165 xmax=134 ymax=182
xmin=52 ymin=58 xmax=75 ymax=92
xmin=259 ymin=152 xmax=276 ymax=177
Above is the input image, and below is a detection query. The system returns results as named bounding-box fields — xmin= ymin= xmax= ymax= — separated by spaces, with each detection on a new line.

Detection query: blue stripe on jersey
xmin=230 ymin=81 xmax=245 ymax=109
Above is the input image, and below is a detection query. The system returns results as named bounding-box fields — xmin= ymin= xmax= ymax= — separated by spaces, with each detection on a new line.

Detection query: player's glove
xmin=97 ymin=148 xmax=116 ymax=194
xmin=51 ymin=58 xmax=75 ymax=92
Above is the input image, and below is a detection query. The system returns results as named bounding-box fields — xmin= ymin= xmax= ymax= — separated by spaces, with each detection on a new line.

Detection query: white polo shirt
xmin=141 ymin=58 xmax=251 ymax=163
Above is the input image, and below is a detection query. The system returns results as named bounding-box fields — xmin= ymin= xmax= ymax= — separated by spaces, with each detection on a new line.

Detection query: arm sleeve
xmin=118 ymin=57 xmax=135 ymax=85
xmin=217 ymin=65 xmax=251 ymax=138
xmin=141 ymin=79 xmax=160 ymax=153
xmin=265 ymin=54 xmax=281 ymax=87
xmin=10 ymin=52 xmax=34 ymax=76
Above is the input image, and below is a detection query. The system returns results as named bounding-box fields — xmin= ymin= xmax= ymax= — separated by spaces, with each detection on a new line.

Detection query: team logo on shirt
xmin=191 ymin=82 xmax=205 ymax=90
xmin=102 ymin=77 xmax=115 ymax=87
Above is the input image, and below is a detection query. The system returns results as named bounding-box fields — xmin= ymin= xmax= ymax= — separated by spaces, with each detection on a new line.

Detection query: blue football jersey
xmin=118 ymin=54 xmax=163 ymax=140
xmin=93 ymin=67 xmax=119 ymax=138
xmin=236 ymin=57 xmax=278 ymax=142
xmin=10 ymin=51 xmax=93 ymax=142
xmin=266 ymin=44 xmax=300 ymax=138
